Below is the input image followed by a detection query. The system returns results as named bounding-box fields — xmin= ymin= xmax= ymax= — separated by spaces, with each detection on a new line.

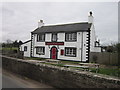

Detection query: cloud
xmin=1 ymin=2 xmax=118 ymax=45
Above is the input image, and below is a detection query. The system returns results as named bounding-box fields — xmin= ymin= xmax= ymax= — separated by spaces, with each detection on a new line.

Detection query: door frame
xmin=50 ymin=46 xmax=58 ymax=59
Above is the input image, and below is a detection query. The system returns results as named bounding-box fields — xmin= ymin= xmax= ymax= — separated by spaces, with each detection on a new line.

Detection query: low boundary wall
xmin=2 ymin=56 xmax=120 ymax=88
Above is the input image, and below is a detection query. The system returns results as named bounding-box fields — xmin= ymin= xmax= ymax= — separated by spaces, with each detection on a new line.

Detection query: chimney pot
xmin=90 ymin=11 xmax=92 ymax=16
xmin=38 ymin=20 xmax=44 ymax=28
xmin=88 ymin=11 xmax=94 ymax=24
xmin=40 ymin=20 xmax=43 ymax=23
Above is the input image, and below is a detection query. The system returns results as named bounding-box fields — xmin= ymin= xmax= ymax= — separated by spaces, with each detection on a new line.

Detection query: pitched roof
xmin=32 ymin=22 xmax=91 ymax=34
xmin=22 ymin=40 xmax=31 ymax=44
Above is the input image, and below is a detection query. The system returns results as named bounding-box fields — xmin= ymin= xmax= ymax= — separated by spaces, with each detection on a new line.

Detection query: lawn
xmin=60 ymin=60 xmax=80 ymax=64
xmin=44 ymin=62 xmax=120 ymax=77
xmin=25 ymin=57 xmax=46 ymax=60
xmin=1 ymin=47 xmax=18 ymax=50
xmin=17 ymin=57 xmax=120 ymax=77
xmin=93 ymin=68 xmax=120 ymax=77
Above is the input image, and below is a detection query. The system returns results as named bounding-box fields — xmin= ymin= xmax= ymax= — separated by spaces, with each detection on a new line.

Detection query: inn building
xmin=20 ymin=12 xmax=101 ymax=62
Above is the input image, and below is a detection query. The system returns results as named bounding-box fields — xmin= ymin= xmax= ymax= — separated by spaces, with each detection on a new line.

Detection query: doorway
xmin=51 ymin=47 xmax=58 ymax=59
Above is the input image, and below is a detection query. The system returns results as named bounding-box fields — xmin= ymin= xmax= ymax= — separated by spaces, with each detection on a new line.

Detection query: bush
xmin=92 ymin=55 xmax=98 ymax=63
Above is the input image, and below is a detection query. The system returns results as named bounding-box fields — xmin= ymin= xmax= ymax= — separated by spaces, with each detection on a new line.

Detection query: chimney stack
xmin=38 ymin=20 xmax=44 ymax=28
xmin=88 ymin=11 xmax=94 ymax=24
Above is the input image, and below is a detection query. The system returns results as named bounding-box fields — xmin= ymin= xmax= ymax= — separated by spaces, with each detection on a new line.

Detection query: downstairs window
xmin=36 ymin=47 xmax=45 ymax=55
xmin=65 ymin=47 xmax=76 ymax=57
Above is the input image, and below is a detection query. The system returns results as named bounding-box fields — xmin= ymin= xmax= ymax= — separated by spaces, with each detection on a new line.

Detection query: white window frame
xmin=36 ymin=47 xmax=45 ymax=55
xmin=37 ymin=34 xmax=45 ymax=42
xmin=65 ymin=47 xmax=76 ymax=57
xmin=52 ymin=33 xmax=57 ymax=42
xmin=65 ymin=33 xmax=77 ymax=41
xmin=24 ymin=46 xmax=27 ymax=51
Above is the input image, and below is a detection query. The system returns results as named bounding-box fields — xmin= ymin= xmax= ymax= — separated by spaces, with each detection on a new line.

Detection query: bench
xmin=46 ymin=59 xmax=61 ymax=64
xmin=64 ymin=65 xmax=89 ymax=71
xmin=79 ymin=63 xmax=100 ymax=73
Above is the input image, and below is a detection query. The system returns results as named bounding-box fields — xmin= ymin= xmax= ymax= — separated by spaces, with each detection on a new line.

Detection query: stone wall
xmin=2 ymin=56 xmax=120 ymax=88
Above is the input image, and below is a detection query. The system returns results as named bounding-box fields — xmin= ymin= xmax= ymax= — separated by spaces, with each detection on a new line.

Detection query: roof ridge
xmin=32 ymin=22 xmax=91 ymax=34
xmin=43 ymin=22 xmax=88 ymax=27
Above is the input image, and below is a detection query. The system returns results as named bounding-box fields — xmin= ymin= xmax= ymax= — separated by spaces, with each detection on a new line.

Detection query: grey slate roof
xmin=22 ymin=40 xmax=31 ymax=44
xmin=32 ymin=22 xmax=91 ymax=34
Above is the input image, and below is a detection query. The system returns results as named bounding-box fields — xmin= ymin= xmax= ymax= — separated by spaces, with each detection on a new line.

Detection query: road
xmin=2 ymin=69 xmax=56 ymax=89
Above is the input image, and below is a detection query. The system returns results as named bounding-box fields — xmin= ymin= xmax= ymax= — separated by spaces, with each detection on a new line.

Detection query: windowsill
xmin=37 ymin=41 xmax=45 ymax=42
xmin=36 ymin=53 xmax=45 ymax=55
xmin=65 ymin=40 xmax=77 ymax=42
xmin=65 ymin=55 xmax=76 ymax=57
xmin=51 ymin=41 xmax=57 ymax=42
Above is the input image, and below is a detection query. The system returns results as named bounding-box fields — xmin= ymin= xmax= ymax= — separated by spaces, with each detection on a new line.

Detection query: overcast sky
xmin=1 ymin=2 xmax=118 ymax=45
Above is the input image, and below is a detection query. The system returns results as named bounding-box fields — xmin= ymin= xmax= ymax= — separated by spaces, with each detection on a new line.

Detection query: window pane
xmin=69 ymin=34 xmax=71 ymax=40
xmin=24 ymin=46 xmax=27 ymax=51
xmin=65 ymin=48 xmax=76 ymax=56
xmin=66 ymin=33 xmax=76 ymax=41
xmin=37 ymin=34 xmax=45 ymax=41
xmin=36 ymin=47 xmax=45 ymax=55
xmin=52 ymin=34 xmax=57 ymax=41
xmin=66 ymin=34 xmax=68 ymax=41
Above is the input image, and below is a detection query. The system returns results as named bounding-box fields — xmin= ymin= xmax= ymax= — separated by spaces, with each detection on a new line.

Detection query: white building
xmin=20 ymin=12 xmax=101 ymax=62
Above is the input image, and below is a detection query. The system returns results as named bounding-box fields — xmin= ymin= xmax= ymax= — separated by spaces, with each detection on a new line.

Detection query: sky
xmin=1 ymin=1 xmax=119 ymax=45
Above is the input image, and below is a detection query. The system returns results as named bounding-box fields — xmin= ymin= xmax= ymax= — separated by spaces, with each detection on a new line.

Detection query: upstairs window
xmin=52 ymin=33 xmax=57 ymax=42
xmin=65 ymin=47 xmax=76 ymax=57
xmin=37 ymin=34 xmax=45 ymax=42
xmin=65 ymin=33 xmax=77 ymax=41
xmin=36 ymin=47 xmax=45 ymax=55
xmin=24 ymin=46 xmax=27 ymax=51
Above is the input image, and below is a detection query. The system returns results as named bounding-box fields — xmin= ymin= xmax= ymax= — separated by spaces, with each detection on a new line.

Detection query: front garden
xmin=24 ymin=57 xmax=120 ymax=78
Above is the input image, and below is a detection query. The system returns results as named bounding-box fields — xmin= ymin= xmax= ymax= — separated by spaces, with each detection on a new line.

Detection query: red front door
xmin=51 ymin=47 xmax=57 ymax=59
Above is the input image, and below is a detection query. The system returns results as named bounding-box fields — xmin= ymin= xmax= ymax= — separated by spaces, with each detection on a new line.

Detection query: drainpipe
xmin=30 ymin=32 xmax=33 ymax=57
xmin=81 ymin=32 xmax=83 ymax=62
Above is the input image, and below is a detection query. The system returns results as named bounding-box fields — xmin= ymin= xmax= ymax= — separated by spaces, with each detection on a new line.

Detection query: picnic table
xmin=64 ymin=65 xmax=89 ymax=71
xmin=79 ymin=63 xmax=100 ymax=73
xmin=26 ymin=60 xmax=46 ymax=63
xmin=46 ymin=59 xmax=61 ymax=64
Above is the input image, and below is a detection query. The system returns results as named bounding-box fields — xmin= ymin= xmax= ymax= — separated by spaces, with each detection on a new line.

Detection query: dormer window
xmin=37 ymin=34 xmax=45 ymax=42
xmin=52 ymin=33 xmax=57 ymax=42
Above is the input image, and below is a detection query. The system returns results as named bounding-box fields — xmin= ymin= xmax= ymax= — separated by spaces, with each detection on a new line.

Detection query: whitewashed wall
xmin=20 ymin=41 xmax=31 ymax=57
xmin=20 ymin=28 xmax=98 ymax=62
xmin=90 ymin=23 xmax=101 ymax=53
xmin=93 ymin=47 xmax=101 ymax=52
xmin=33 ymin=32 xmax=87 ymax=61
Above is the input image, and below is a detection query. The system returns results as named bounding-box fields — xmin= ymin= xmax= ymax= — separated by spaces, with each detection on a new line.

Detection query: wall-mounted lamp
xmin=48 ymin=45 xmax=50 ymax=49
xmin=57 ymin=45 xmax=59 ymax=49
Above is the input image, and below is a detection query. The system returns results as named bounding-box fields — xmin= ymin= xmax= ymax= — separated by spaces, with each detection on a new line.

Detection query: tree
xmin=116 ymin=43 xmax=120 ymax=53
xmin=106 ymin=46 xmax=114 ymax=52
xmin=6 ymin=39 xmax=13 ymax=44
xmin=18 ymin=40 xmax=23 ymax=45
xmin=5 ymin=39 xmax=13 ymax=48
xmin=2 ymin=43 xmax=5 ymax=47
xmin=116 ymin=43 xmax=120 ymax=65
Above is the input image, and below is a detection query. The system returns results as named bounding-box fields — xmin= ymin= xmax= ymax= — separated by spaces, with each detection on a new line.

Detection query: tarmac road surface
xmin=2 ymin=69 xmax=56 ymax=89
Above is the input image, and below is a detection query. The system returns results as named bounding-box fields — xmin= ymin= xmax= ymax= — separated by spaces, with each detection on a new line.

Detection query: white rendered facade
xmin=30 ymin=32 xmax=89 ymax=62
xmin=20 ymin=40 xmax=31 ymax=57
xmin=20 ymin=12 xmax=101 ymax=62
